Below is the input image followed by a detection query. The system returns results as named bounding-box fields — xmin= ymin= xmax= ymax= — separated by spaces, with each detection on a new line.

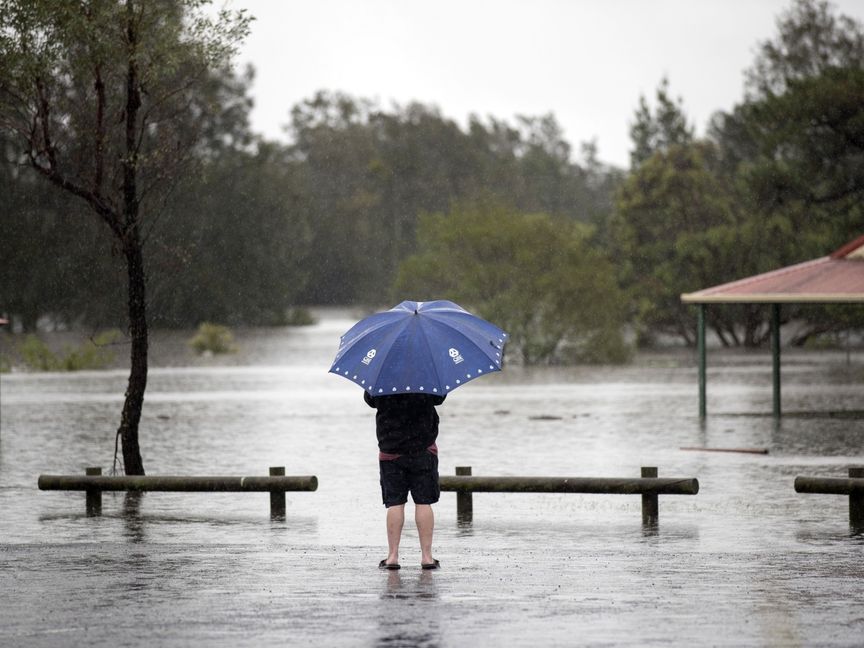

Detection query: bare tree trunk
xmin=118 ymin=233 xmax=147 ymax=475
xmin=117 ymin=0 xmax=146 ymax=476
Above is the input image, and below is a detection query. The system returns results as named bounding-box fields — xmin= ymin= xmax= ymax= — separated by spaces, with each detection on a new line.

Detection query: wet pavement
xmin=1 ymin=312 xmax=863 ymax=646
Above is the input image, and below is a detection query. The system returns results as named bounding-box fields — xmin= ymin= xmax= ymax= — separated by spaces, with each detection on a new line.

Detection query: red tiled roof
xmin=681 ymin=235 xmax=864 ymax=303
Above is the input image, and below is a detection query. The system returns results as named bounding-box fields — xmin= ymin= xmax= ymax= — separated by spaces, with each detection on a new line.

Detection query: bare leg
xmin=415 ymin=504 xmax=435 ymax=565
xmin=385 ymin=504 xmax=405 ymax=565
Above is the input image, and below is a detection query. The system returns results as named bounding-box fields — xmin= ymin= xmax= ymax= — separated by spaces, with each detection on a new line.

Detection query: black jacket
xmin=364 ymin=392 xmax=446 ymax=454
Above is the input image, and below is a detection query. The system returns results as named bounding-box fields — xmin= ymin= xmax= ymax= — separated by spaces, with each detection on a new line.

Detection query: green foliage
xmin=611 ymin=142 xmax=754 ymax=345
xmin=614 ymin=0 xmax=864 ymax=348
xmin=17 ymin=330 xmax=119 ymax=371
xmin=287 ymin=92 xmax=621 ymax=305
xmin=1 ymin=89 xmax=622 ymax=326
xmin=629 ymin=78 xmax=694 ymax=168
xmin=744 ymin=0 xmax=864 ymax=99
xmin=284 ymin=307 xmax=317 ymax=327
xmin=148 ymin=141 xmax=313 ymax=327
xmin=19 ymin=336 xmax=58 ymax=371
xmin=189 ymin=322 xmax=237 ymax=355
xmin=395 ymin=202 xmax=630 ymax=365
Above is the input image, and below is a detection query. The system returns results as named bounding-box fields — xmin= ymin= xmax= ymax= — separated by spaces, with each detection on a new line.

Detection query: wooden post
xmin=850 ymin=467 xmax=864 ymax=532
xmin=455 ymin=466 xmax=473 ymax=524
xmin=269 ymin=466 xmax=286 ymax=518
xmin=85 ymin=467 xmax=102 ymax=516
xmin=641 ymin=467 xmax=658 ymax=527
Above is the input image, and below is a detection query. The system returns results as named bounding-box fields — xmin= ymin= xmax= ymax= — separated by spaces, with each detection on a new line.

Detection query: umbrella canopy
xmin=329 ymin=300 xmax=507 ymax=396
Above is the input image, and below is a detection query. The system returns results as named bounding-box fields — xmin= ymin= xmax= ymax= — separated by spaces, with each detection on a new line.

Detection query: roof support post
xmin=771 ymin=303 xmax=781 ymax=418
xmin=698 ymin=304 xmax=706 ymax=419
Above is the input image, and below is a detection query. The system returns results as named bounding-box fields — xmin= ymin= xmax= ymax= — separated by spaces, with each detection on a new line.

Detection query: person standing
xmin=364 ymin=391 xmax=445 ymax=570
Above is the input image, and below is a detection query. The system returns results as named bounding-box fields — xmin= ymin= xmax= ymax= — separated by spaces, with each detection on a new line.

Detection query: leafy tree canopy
xmin=395 ymin=202 xmax=630 ymax=365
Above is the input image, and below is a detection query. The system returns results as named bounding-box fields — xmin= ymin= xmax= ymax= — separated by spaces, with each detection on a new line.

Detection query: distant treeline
xmin=2 ymin=0 xmax=863 ymax=362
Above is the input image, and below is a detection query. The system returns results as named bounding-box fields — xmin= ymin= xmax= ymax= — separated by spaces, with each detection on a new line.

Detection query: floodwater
xmin=1 ymin=310 xmax=863 ymax=647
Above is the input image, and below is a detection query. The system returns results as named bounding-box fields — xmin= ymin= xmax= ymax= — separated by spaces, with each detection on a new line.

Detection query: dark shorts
xmin=379 ymin=452 xmax=440 ymax=507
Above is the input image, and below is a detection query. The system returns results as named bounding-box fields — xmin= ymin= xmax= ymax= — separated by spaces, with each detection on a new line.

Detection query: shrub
xmin=284 ymin=307 xmax=317 ymax=326
xmin=18 ymin=330 xmax=119 ymax=371
xmin=61 ymin=330 xmax=120 ymax=370
xmin=19 ymin=335 xmax=60 ymax=371
xmin=189 ymin=322 xmax=237 ymax=354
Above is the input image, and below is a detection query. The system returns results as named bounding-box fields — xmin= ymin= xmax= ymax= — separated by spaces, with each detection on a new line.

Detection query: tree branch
xmin=94 ymin=63 xmax=106 ymax=196
xmin=27 ymin=153 xmax=124 ymax=239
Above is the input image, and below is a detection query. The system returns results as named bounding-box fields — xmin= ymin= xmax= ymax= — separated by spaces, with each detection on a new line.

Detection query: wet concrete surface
xmin=2 ymin=313 xmax=864 ymax=646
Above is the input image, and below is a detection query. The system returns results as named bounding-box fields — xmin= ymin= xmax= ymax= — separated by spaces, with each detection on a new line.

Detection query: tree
xmin=629 ymin=77 xmax=694 ymax=168
xmin=395 ymin=202 xmax=629 ymax=365
xmin=745 ymin=0 xmax=864 ymax=99
xmin=150 ymin=142 xmax=313 ymax=327
xmin=0 ymin=0 xmax=250 ymax=474
xmin=611 ymin=142 xmax=755 ymax=346
xmin=285 ymin=92 xmax=622 ymax=305
xmin=709 ymin=0 xmax=864 ymax=345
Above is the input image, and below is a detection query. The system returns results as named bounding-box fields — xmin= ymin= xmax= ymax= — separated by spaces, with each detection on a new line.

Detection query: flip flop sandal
xmin=421 ymin=559 xmax=440 ymax=570
xmin=379 ymin=559 xmax=401 ymax=570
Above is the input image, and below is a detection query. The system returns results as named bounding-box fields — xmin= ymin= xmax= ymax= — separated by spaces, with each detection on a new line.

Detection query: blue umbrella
xmin=329 ymin=300 xmax=507 ymax=395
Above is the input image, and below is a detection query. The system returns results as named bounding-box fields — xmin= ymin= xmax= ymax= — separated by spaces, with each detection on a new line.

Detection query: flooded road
xmin=2 ymin=311 xmax=863 ymax=646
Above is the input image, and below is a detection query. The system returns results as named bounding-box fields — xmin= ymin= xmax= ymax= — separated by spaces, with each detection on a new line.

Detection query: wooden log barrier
xmin=794 ymin=467 xmax=864 ymax=530
xmin=38 ymin=466 xmax=318 ymax=518
xmin=439 ymin=466 xmax=699 ymax=525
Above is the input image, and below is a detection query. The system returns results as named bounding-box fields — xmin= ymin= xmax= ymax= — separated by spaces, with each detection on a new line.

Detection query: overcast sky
xmin=226 ymin=0 xmax=864 ymax=168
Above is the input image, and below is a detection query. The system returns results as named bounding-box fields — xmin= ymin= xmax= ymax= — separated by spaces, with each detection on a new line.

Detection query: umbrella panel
xmin=329 ymin=302 xmax=506 ymax=396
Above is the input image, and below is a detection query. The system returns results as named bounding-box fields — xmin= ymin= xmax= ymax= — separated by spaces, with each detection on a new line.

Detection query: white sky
xmin=226 ymin=0 xmax=864 ymax=168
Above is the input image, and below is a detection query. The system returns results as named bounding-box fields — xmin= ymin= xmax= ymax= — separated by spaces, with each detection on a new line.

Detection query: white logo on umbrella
xmin=361 ymin=349 xmax=377 ymax=365
xmin=449 ymin=348 xmax=464 ymax=365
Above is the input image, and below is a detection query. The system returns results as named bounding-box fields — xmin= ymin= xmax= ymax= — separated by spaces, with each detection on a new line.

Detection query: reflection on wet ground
xmin=1 ymin=316 xmax=863 ymax=646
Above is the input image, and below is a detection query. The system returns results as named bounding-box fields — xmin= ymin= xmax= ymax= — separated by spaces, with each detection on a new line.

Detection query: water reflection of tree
xmin=122 ymin=492 xmax=146 ymax=544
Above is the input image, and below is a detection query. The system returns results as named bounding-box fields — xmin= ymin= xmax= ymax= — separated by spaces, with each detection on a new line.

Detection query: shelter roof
xmin=681 ymin=235 xmax=864 ymax=304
